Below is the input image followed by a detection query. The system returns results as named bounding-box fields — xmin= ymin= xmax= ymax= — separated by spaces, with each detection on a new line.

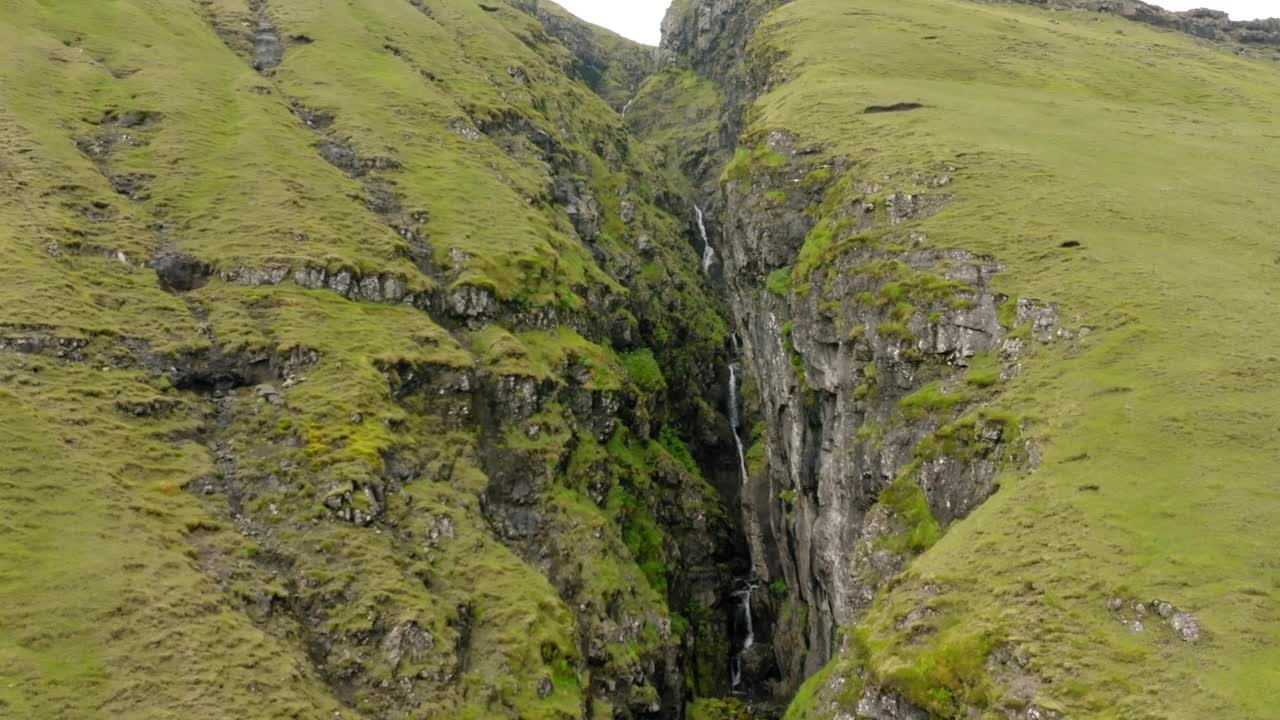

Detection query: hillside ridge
xmin=644 ymin=0 xmax=1280 ymax=718
xmin=2 ymin=1 xmax=1280 ymax=719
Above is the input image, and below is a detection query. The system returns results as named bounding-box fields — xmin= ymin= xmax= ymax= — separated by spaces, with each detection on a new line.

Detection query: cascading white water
xmin=620 ymin=96 xmax=636 ymax=120
xmin=738 ymin=586 xmax=756 ymax=650
xmin=728 ymin=364 xmax=748 ymax=485
xmin=728 ymin=340 xmax=758 ymax=693
xmin=730 ymin=580 xmax=760 ymax=693
xmin=727 ymin=364 xmax=740 ymax=428
xmin=696 ymin=205 xmax=714 ymax=274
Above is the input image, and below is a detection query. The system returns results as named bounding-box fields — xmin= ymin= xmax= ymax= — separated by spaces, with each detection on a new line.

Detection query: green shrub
xmin=607 ymin=485 xmax=669 ymax=595
xmin=877 ymin=477 xmax=941 ymax=554
xmin=622 ymin=348 xmax=667 ymax=392
xmin=779 ymin=489 xmax=798 ymax=508
xmin=767 ymin=266 xmax=793 ymax=297
xmin=964 ymin=368 xmax=999 ymax=387
xmin=722 ymin=147 xmax=752 ymax=184
xmin=876 ymin=321 xmax=914 ymax=342
xmin=688 ymin=697 xmax=752 ymax=720
xmin=898 ymin=382 xmax=970 ymax=420
xmin=658 ymin=425 xmax=700 ymax=478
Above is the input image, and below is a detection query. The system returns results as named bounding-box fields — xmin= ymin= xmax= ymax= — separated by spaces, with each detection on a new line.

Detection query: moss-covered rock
xmin=0 ymin=1 xmax=742 ymax=717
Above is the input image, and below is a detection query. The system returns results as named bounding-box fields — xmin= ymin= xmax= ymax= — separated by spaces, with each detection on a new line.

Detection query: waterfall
xmin=729 ymin=580 xmax=760 ymax=693
xmin=727 ymin=340 xmax=757 ymax=694
xmin=737 ymin=586 xmax=756 ymax=650
xmin=620 ymin=96 xmax=636 ymax=120
xmin=728 ymin=364 xmax=748 ymax=485
xmin=696 ymin=205 xmax=714 ymax=274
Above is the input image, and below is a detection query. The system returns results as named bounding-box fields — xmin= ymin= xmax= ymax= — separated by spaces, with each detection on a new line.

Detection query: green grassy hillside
xmin=0 ymin=1 xmax=733 ymax=718
xmin=6 ymin=0 xmax=1280 ymax=717
xmin=742 ymin=0 xmax=1280 ymax=717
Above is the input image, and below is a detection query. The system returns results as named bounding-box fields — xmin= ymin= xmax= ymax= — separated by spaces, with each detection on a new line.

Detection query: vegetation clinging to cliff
xmin=746 ymin=0 xmax=1280 ymax=716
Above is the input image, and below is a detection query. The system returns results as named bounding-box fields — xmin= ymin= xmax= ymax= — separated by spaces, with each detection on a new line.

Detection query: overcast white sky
xmin=553 ymin=0 xmax=668 ymax=45
xmin=552 ymin=0 xmax=1273 ymax=45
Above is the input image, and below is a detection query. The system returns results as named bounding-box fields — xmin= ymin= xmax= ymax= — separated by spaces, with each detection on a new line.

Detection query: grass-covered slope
xmin=734 ymin=0 xmax=1280 ymax=717
xmin=0 ymin=1 xmax=733 ymax=718
xmin=625 ymin=67 xmax=723 ymax=196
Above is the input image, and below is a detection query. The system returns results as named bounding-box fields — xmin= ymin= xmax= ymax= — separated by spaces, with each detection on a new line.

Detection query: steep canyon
xmin=2 ymin=1 xmax=1280 ymax=719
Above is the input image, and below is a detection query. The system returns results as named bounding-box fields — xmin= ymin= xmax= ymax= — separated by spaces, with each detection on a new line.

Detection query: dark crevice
xmin=152 ymin=253 xmax=213 ymax=292
xmin=74 ymin=107 xmax=162 ymax=201
xmin=863 ymin=102 xmax=925 ymax=114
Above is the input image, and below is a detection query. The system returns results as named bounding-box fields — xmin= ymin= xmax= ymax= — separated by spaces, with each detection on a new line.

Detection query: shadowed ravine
xmin=1 ymin=0 xmax=1279 ymax=719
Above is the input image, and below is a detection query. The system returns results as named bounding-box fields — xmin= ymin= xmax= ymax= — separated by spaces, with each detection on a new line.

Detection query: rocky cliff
xmin=644 ymin=0 xmax=1280 ymax=718
xmin=0 ymin=2 xmax=750 ymax=718
xmin=722 ymin=130 xmax=1058 ymax=683
xmin=648 ymin=0 xmax=1062 ymax=704
xmin=1030 ymin=0 xmax=1280 ymax=56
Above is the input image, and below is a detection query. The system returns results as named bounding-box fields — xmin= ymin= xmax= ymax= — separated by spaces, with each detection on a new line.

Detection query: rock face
xmin=151 ymin=253 xmax=212 ymax=292
xmin=655 ymin=0 xmax=1062 ymax=701
xmin=856 ymin=688 xmax=930 ymax=720
xmin=659 ymin=0 xmax=784 ymax=170
xmin=1023 ymin=1 xmax=1280 ymax=55
xmin=645 ymin=0 xmax=1272 ymax=716
xmin=720 ymin=132 xmax=1046 ymax=686
xmin=514 ymin=0 xmax=661 ymax=111
xmin=1 ymin=1 xmax=759 ymax=717
xmin=661 ymin=0 xmax=781 ymax=81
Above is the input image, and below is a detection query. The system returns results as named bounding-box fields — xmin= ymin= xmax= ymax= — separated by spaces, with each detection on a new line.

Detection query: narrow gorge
xmin=2 ymin=1 xmax=1279 ymax=719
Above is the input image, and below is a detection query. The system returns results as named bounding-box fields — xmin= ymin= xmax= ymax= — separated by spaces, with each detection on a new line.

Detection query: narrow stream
xmin=728 ymin=363 xmax=748 ymax=485
xmin=726 ymin=357 xmax=759 ymax=694
xmin=730 ymin=579 xmax=760 ymax=693
xmin=696 ymin=205 xmax=715 ymax=274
